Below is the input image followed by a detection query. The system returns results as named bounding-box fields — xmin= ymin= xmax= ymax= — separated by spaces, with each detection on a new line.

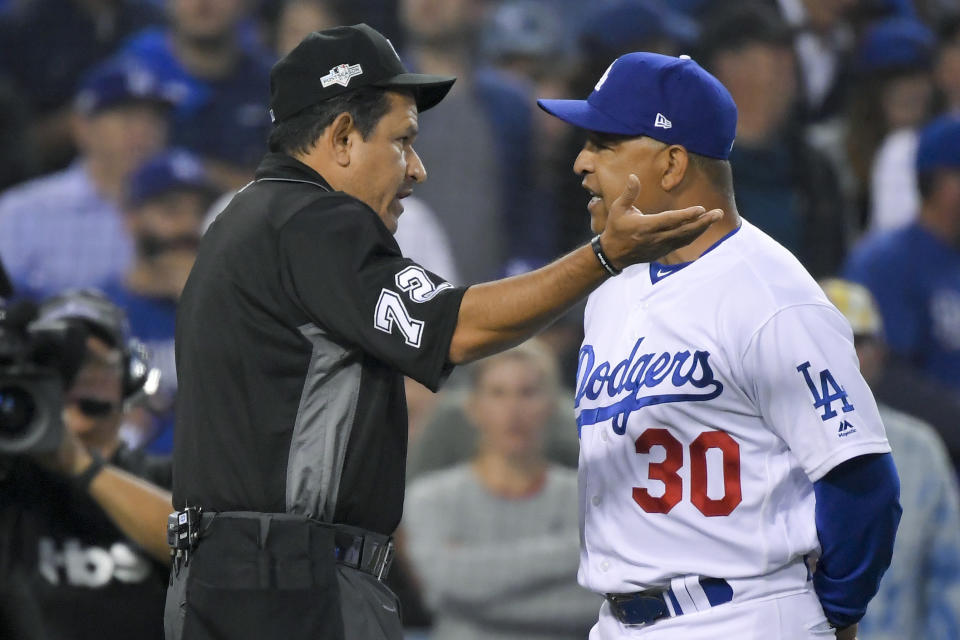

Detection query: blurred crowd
xmin=2 ymin=0 xmax=960 ymax=639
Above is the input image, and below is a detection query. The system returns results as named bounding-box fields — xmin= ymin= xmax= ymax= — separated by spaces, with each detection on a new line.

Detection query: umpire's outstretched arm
xmin=449 ymin=175 xmax=721 ymax=364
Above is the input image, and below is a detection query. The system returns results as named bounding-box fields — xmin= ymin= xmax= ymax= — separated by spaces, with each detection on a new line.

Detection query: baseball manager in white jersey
xmin=538 ymin=53 xmax=902 ymax=640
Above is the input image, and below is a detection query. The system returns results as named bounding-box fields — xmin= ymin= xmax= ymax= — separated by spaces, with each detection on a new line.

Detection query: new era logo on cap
xmin=321 ymin=63 xmax=363 ymax=88
xmin=654 ymin=113 xmax=672 ymax=129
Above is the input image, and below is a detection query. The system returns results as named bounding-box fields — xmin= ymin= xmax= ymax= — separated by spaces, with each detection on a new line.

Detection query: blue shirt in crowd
xmin=118 ymin=28 xmax=274 ymax=170
xmin=103 ymin=280 xmax=177 ymax=455
xmin=844 ymin=223 xmax=960 ymax=392
xmin=858 ymin=404 xmax=960 ymax=640
xmin=0 ymin=162 xmax=132 ymax=299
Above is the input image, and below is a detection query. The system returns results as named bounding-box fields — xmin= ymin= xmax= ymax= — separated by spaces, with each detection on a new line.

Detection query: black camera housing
xmin=0 ymin=365 xmax=65 ymax=455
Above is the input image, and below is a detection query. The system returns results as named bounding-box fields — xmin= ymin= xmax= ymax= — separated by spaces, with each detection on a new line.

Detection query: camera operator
xmin=0 ymin=290 xmax=174 ymax=640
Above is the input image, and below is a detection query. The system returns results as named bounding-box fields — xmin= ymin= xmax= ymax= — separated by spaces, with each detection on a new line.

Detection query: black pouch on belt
xmin=179 ymin=513 xmax=345 ymax=640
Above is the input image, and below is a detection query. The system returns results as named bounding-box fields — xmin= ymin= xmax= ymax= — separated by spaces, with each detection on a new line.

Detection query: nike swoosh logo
xmin=382 ymin=604 xmax=397 ymax=613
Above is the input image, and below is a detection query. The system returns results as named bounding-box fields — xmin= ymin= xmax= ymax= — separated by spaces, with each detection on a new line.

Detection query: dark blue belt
xmin=606 ymin=577 xmax=733 ymax=626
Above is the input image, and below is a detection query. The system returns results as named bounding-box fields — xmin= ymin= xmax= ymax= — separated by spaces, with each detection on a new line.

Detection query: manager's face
xmin=572 ymin=131 xmax=668 ymax=234
xmin=346 ymin=91 xmax=426 ymax=234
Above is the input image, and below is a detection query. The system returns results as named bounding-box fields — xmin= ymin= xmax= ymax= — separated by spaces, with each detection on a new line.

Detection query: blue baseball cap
xmin=915 ymin=115 xmax=960 ymax=175
xmin=537 ymin=52 xmax=737 ymax=159
xmin=74 ymin=61 xmax=183 ymax=117
xmin=855 ymin=17 xmax=935 ymax=74
xmin=127 ymin=149 xmax=218 ymax=207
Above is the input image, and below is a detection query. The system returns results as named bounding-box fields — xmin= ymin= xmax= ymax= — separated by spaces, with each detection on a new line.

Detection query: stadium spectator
xmin=272 ymin=0 xmax=342 ymax=56
xmin=935 ymin=16 xmax=960 ymax=115
xmin=479 ymin=0 xmax=568 ymax=85
xmin=847 ymin=17 xmax=936 ymax=232
xmin=478 ymin=0 xmax=575 ymax=273
xmin=117 ymin=0 xmax=275 ymax=191
xmin=399 ymin=0 xmax=541 ymax=281
xmin=698 ymin=3 xmax=849 ymax=278
xmin=403 ymin=340 xmax=600 ymax=640
xmin=0 ymin=61 xmax=174 ymax=300
xmin=773 ymin=0 xmax=859 ymax=123
xmin=327 ymin=0 xmax=405 ymax=49
xmin=406 ymin=378 xmax=581 ymax=482
xmin=821 ymin=278 xmax=960 ymax=640
xmin=393 ymin=196 xmax=462 ymax=284
xmin=0 ymin=291 xmax=173 ymax=639
xmin=844 ymin=115 xmax=960 ymax=394
xmin=576 ymin=0 xmax=699 ymax=64
xmin=821 ymin=272 xmax=960 ymax=466
xmin=0 ymin=0 xmax=162 ymax=173
xmin=103 ymin=149 xmax=220 ymax=454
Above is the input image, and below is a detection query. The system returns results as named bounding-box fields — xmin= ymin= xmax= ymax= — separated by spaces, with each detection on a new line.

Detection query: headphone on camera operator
xmin=0 ymin=289 xmax=154 ymax=461
xmin=36 ymin=288 xmax=153 ymax=402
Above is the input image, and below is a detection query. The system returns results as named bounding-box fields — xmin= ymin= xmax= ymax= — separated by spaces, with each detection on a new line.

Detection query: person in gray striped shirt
xmin=403 ymin=339 xmax=600 ymax=640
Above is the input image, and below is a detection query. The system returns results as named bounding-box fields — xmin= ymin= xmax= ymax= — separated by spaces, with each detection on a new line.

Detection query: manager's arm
xmin=449 ymin=176 xmax=721 ymax=363
xmin=814 ymin=453 xmax=901 ymax=637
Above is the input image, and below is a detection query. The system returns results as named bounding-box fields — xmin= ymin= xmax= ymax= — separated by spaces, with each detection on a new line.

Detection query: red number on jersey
xmin=689 ymin=431 xmax=742 ymax=516
xmin=632 ymin=428 xmax=742 ymax=517
xmin=632 ymin=428 xmax=683 ymax=513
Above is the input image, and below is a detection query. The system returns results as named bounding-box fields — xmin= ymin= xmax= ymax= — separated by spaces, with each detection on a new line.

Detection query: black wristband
xmin=591 ymin=235 xmax=622 ymax=277
xmin=72 ymin=450 xmax=106 ymax=492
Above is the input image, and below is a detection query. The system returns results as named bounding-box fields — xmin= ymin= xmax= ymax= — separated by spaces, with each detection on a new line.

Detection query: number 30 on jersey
xmin=633 ymin=428 xmax=742 ymax=517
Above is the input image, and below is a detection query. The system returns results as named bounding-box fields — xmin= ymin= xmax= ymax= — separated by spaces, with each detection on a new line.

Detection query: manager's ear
xmin=328 ymin=112 xmax=356 ymax=167
xmin=660 ymin=145 xmax=690 ymax=192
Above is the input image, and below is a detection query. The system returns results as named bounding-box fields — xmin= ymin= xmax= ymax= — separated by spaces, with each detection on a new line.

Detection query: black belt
xmin=331 ymin=523 xmax=395 ymax=581
xmin=187 ymin=511 xmax=395 ymax=581
xmin=606 ymin=577 xmax=733 ymax=626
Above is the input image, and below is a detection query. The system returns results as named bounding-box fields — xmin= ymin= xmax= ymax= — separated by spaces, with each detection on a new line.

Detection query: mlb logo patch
xmin=321 ymin=63 xmax=364 ymax=88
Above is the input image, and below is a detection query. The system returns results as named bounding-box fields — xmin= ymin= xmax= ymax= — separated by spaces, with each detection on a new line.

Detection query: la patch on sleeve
xmin=796 ymin=361 xmax=858 ymax=437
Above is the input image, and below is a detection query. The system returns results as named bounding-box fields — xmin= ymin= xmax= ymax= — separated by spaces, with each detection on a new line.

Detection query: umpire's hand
xmin=599 ymin=174 xmax=722 ymax=269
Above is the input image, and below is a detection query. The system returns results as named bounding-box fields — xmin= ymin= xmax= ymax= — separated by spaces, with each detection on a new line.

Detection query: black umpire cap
xmin=269 ymin=23 xmax=456 ymax=123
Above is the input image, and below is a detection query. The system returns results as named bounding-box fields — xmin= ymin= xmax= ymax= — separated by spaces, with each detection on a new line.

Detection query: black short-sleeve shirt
xmin=173 ymin=153 xmax=466 ymax=534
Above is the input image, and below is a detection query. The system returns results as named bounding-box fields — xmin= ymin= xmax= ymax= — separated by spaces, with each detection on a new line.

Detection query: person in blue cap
xmin=102 ymin=149 xmax=220 ymax=456
xmin=846 ymin=17 xmax=937 ymax=234
xmin=539 ymin=51 xmax=901 ymax=640
xmin=845 ymin=114 xmax=960 ymax=397
xmin=0 ymin=60 xmax=177 ymax=300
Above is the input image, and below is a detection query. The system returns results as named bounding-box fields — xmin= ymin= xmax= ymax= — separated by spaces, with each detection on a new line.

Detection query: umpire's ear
xmin=328 ymin=112 xmax=356 ymax=167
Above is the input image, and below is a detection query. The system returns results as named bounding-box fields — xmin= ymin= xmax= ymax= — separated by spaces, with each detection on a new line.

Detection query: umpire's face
xmin=339 ymin=91 xmax=426 ymax=234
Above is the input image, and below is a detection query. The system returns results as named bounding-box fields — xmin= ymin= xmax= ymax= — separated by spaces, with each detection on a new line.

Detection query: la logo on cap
xmin=321 ymin=63 xmax=363 ymax=88
xmin=595 ymin=62 xmax=614 ymax=91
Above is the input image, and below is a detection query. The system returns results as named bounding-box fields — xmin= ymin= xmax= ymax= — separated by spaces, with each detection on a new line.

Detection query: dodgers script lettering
xmin=575 ymin=338 xmax=723 ymax=435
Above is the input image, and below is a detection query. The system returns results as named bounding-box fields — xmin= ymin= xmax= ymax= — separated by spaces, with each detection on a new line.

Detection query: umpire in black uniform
xmin=164 ymin=23 xmax=722 ymax=640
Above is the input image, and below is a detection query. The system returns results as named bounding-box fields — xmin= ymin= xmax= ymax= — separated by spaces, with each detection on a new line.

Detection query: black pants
xmin=164 ymin=513 xmax=403 ymax=640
